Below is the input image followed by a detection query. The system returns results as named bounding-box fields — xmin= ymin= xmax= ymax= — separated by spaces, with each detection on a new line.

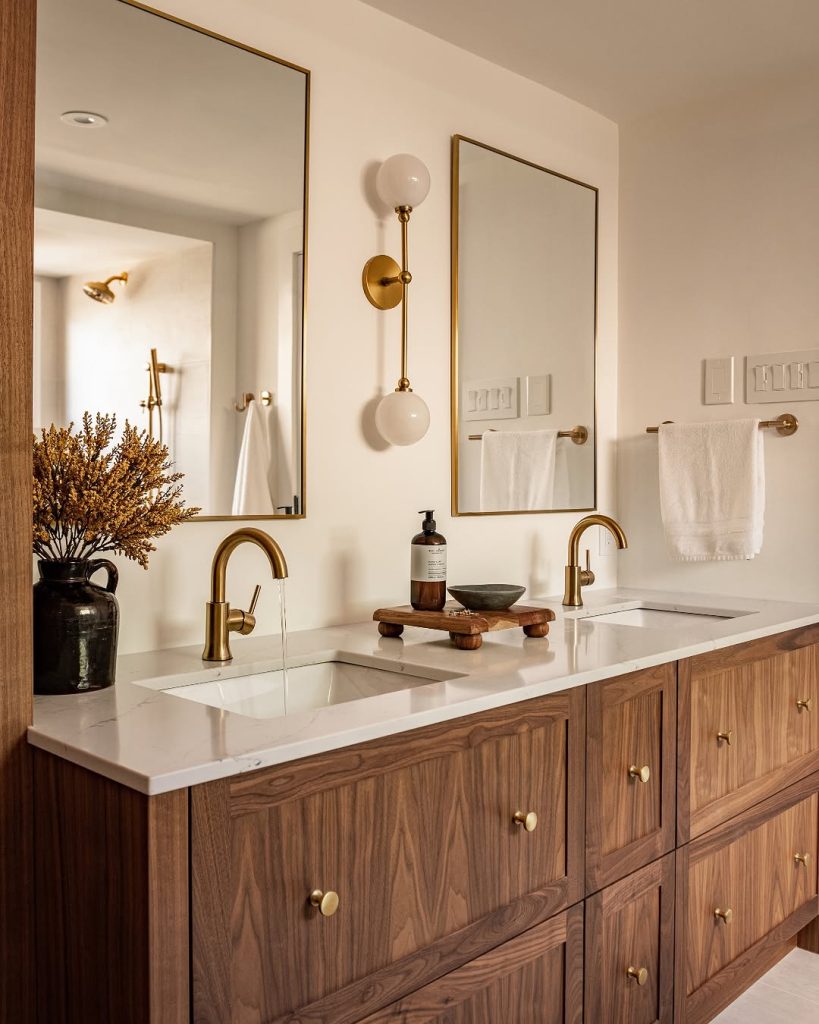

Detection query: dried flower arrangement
xmin=32 ymin=413 xmax=200 ymax=568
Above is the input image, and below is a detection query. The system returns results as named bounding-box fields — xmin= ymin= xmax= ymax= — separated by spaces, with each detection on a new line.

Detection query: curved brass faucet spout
xmin=203 ymin=528 xmax=289 ymax=662
xmin=563 ymin=514 xmax=627 ymax=608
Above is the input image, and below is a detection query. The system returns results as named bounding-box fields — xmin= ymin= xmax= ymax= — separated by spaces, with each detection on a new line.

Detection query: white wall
xmin=111 ymin=0 xmax=619 ymax=655
xmin=618 ymin=72 xmax=819 ymax=600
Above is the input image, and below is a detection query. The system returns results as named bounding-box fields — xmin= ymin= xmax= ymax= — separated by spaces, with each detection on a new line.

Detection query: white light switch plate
xmin=704 ymin=357 xmax=734 ymax=405
xmin=523 ymin=374 xmax=551 ymax=416
xmin=746 ymin=349 xmax=819 ymax=403
xmin=462 ymin=377 xmax=519 ymax=421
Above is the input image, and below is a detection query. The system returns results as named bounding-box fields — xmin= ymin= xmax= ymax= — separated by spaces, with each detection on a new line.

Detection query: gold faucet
xmin=202 ymin=528 xmax=289 ymax=662
xmin=562 ymin=514 xmax=628 ymax=607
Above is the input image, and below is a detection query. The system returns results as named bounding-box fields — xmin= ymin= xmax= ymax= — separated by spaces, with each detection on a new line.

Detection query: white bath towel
xmin=232 ymin=399 xmax=276 ymax=516
xmin=658 ymin=419 xmax=765 ymax=561
xmin=480 ymin=429 xmax=558 ymax=512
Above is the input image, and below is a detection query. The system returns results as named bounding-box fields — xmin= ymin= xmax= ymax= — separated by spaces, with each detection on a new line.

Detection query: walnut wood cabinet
xmin=32 ymin=626 xmax=819 ymax=1024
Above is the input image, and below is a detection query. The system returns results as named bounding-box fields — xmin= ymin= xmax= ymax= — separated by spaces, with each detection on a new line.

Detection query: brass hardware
xmin=626 ymin=966 xmax=648 ymax=986
xmin=82 ymin=271 xmax=129 ymax=304
xmin=467 ymin=425 xmax=589 ymax=445
xmin=235 ymin=390 xmax=273 ymax=412
xmin=628 ymin=764 xmax=651 ymax=784
xmin=796 ymin=697 xmax=813 ymax=713
xmin=714 ymin=907 xmax=733 ymax=924
xmin=716 ymin=730 xmax=734 ymax=746
xmin=647 ymin=413 xmax=798 ymax=437
xmin=794 ymin=852 xmax=811 ymax=866
xmin=309 ymin=889 xmax=339 ymax=917
xmin=513 ymin=810 xmax=538 ymax=832
xmin=562 ymin=514 xmax=628 ymax=607
xmin=202 ymin=529 xmax=288 ymax=662
xmin=139 ymin=348 xmax=168 ymax=442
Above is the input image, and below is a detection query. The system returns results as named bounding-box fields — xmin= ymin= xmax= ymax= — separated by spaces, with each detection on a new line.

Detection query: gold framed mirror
xmin=33 ymin=0 xmax=310 ymax=520
xmin=451 ymin=135 xmax=597 ymax=516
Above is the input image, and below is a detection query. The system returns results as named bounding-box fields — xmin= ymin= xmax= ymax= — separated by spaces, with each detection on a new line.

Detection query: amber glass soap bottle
xmin=410 ymin=510 xmax=447 ymax=611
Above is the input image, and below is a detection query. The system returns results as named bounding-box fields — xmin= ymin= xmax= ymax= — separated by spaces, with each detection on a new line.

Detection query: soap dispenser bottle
xmin=411 ymin=510 xmax=447 ymax=611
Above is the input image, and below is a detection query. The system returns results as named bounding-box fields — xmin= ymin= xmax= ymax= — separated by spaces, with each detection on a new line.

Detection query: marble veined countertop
xmin=28 ymin=588 xmax=819 ymax=794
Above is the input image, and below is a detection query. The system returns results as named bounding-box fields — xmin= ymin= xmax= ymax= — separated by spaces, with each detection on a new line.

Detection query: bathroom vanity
xmin=30 ymin=591 xmax=819 ymax=1023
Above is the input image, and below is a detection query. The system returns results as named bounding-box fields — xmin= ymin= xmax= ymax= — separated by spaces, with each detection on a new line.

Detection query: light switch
xmin=462 ymin=377 xmax=519 ymax=421
xmin=809 ymin=361 xmax=819 ymax=388
xmin=772 ymin=364 xmax=786 ymax=390
xmin=524 ymin=374 xmax=551 ymax=416
xmin=704 ymin=357 xmax=734 ymax=405
xmin=746 ymin=350 xmax=819 ymax=403
xmin=753 ymin=364 xmax=770 ymax=391
xmin=789 ymin=362 xmax=805 ymax=389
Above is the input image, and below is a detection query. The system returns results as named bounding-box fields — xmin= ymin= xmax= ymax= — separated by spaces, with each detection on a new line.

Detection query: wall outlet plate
xmin=703 ymin=357 xmax=734 ymax=405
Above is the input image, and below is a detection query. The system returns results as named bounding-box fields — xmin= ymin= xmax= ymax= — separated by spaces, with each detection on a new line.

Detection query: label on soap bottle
xmin=411 ymin=545 xmax=447 ymax=583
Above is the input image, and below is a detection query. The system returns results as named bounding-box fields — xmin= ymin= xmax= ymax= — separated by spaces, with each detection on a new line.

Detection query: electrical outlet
xmin=598 ymin=526 xmax=619 ymax=556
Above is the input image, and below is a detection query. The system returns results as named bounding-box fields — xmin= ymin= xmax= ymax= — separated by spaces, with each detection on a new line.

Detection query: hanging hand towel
xmin=480 ymin=429 xmax=558 ymax=512
xmin=658 ymin=419 xmax=765 ymax=561
xmin=232 ymin=399 xmax=276 ymax=516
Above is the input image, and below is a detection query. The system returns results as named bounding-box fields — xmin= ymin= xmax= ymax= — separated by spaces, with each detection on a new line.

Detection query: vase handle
xmin=86 ymin=559 xmax=119 ymax=594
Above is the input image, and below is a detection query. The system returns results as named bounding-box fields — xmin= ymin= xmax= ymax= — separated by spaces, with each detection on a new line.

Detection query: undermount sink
xmin=570 ymin=603 xmax=751 ymax=629
xmin=163 ymin=656 xmax=462 ymax=719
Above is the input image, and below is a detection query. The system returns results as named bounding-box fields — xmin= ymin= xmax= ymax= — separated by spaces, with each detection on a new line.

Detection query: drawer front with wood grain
xmin=191 ymin=689 xmax=585 ymax=1024
xmin=357 ymin=905 xmax=583 ymax=1024
xmin=586 ymin=663 xmax=676 ymax=891
xmin=679 ymin=625 xmax=819 ymax=841
xmin=675 ymin=774 xmax=819 ymax=1024
xmin=584 ymin=853 xmax=675 ymax=1024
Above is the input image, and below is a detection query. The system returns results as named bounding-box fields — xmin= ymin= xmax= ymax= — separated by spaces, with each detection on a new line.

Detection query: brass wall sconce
xmin=362 ymin=154 xmax=431 ymax=446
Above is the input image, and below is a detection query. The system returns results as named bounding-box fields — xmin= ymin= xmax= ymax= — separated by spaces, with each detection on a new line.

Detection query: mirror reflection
xmin=451 ymin=136 xmax=597 ymax=515
xmin=34 ymin=0 xmax=309 ymax=518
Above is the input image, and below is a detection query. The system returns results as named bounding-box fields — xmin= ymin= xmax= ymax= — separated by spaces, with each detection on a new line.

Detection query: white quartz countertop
xmin=28 ymin=588 xmax=819 ymax=795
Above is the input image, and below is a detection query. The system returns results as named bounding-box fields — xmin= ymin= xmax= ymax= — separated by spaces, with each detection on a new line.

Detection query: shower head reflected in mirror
xmin=83 ymin=271 xmax=129 ymax=304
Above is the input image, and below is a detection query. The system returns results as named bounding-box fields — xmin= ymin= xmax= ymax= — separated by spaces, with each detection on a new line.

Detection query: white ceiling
xmin=361 ymin=0 xmax=819 ymax=122
xmin=36 ymin=0 xmax=307 ymax=223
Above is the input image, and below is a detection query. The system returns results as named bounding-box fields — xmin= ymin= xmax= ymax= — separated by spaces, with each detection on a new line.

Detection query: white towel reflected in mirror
xmin=232 ymin=398 xmax=277 ymax=516
xmin=480 ymin=429 xmax=559 ymax=512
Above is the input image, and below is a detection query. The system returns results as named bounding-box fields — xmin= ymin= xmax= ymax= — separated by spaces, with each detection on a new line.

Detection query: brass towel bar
xmin=235 ymin=390 xmax=272 ymax=412
xmin=646 ymin=413 xmax=798 ymax=437
xmin=468 ymin=425 xmax=589 ymax=445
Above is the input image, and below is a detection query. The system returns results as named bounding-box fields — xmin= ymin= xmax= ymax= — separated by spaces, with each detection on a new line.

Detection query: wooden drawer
xmin=675 ymin=773 xmax=819 ymax=1024
xmin=192 ymin=690 xmax=585 ymax=1023
xmin=357 ymin=905 xmax=583 ymax=1024
xmin=586 ymin=664 xmax=676 ymax=891
xmin=585 ymin=854 xmax=675 ymax=1024
xmin=679 ymin=625 xmax=819 ymax=841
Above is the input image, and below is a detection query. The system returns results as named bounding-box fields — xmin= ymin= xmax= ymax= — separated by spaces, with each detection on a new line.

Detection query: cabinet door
xmin=679 ymin=625 xmax=819 ymax=841
xmin=675 ymin=775 xmax=819 ymax=1024
xmin=357 ymin=905 xmax=583 ymax=1024
xmin=585 ymin=854 xmax=675 ymax=1024
xmin=586 ymin=664 xmax=676 ymax=891
xmin=192 ymin=689 xmax=585 ymax=1023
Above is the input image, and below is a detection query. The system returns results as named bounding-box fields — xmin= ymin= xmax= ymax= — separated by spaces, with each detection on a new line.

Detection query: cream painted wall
xmin=618 ymin=73 xmax=819 ymax=600
xmin=113 ymin=0 xmax=619 ymax=655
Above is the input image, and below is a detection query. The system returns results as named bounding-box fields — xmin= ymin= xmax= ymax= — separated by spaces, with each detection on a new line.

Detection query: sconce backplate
xmin=362 ymin=255 xmax=403 ymax=310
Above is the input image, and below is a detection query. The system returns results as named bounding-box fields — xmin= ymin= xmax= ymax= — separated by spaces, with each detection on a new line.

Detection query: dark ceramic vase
xmin=33 ymin=559 xmax=119 ymax=695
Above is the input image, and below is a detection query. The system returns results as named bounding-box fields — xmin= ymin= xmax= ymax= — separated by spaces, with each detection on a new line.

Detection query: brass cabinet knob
xmin=794 ymin=852 xmax=811 ymax=866
xmin=627 ymin=966 xmax=648 ymax=986
xmin=309 ymin=889 xmax=339 ymax=917
xmin=796 ymin=697 xmax=813 ymax=712
xmin=628 ymin=764 xmax=651 ymax=783
xmin=714 ymin=907 xmax=733 ymax=925
xmin=513 ymin=810 xmax=538 ymax=832
xmin=716 ymin=730 xmax=734 ymax=746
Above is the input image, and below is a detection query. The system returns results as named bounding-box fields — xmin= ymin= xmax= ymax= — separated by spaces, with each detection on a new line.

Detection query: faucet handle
xmin=230 ymin=584 xmax=261 ymax=636
xmin=580 ymin=549 xmax=595 ymax=587
xmin=248 ymin=584 xmax=261 ymax=617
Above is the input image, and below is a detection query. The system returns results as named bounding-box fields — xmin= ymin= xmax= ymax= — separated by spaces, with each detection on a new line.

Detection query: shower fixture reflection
xmin=82 ymin=271 xmax=129 ymax=304
xmin=140 ymin=347 xmax=167 ymax=442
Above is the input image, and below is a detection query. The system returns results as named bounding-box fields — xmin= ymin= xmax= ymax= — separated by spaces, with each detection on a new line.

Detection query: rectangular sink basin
xmin=572 ymin=603 xmax=751 ymax=629
xmin=163 ymin=656 xmax=460 ymax=719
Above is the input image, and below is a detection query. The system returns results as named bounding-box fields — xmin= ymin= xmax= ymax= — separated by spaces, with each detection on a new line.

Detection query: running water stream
xmin=277 ymin=578 xmax=289 ymax=716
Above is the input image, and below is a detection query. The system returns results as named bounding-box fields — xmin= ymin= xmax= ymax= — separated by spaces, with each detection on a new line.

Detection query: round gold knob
xmin=714 ymin=907 xmax=733 ymax=925
xmin=796 ymin=697 xmax=813 ymax=713
xmin=627 ymin=966 xmax=648 ymax=986
xmin=794 ymin=852 xmax=811 ymax=866
xmin=513 ymin=810 xmax=538 ymax=832
xmin=628 ymin=764 xmax=651 ymax=783
xmin=716 ymin=730 xmax=734 ymax=746
xmin=309 ymin=889 xmax=339 ymax=917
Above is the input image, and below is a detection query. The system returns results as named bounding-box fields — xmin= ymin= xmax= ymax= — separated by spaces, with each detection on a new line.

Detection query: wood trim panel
xmin=34 ymin=750 xmax=190 ymax=1024
xmin=585 ymin=854 xmax=675 ymax=1024
xmin=229 ymin=690 xmax=577 ymax=813
xmin=0 ymin=0 xmax=36 ymax=1019
xmin=586 ymin=664 xmax=676 ymax=892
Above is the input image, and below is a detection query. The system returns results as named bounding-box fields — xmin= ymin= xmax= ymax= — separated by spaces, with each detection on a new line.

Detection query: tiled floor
xmin=713 ymin=949 xmax=819 ymax=1022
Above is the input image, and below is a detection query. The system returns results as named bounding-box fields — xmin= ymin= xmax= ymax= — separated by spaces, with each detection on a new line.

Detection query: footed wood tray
xmin=373 ymin=603 xmax=555 ymax=650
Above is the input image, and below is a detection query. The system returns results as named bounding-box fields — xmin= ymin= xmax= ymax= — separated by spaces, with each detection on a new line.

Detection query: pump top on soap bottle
xmin=411 ymin=510 xmax=447 ymax=611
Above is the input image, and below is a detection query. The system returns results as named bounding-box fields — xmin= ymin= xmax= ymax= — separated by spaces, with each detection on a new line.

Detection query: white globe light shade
xmin=375 ymin=390 xmax=430 ymax=446
xmin=375 ymin=154 xmax=430 ymax=210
